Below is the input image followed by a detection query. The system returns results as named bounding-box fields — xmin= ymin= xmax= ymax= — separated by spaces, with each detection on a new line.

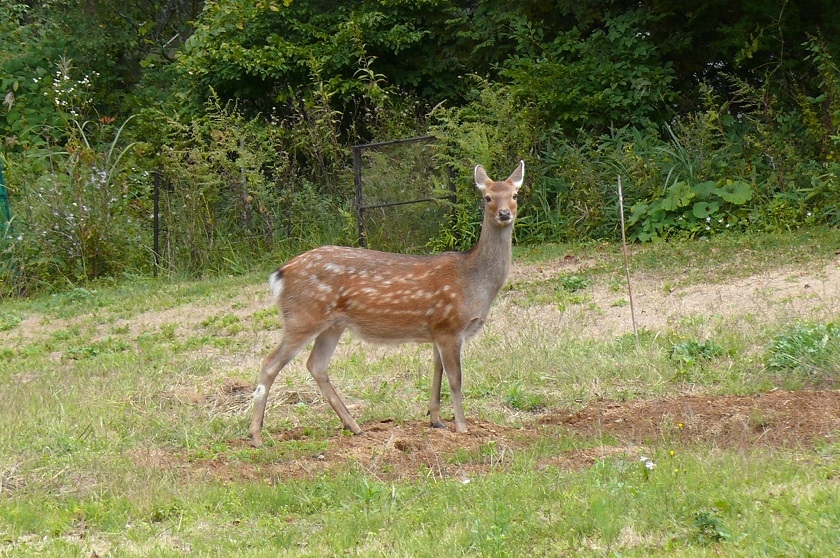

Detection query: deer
xmin=249 ymin=160 xmax=524 ymax=446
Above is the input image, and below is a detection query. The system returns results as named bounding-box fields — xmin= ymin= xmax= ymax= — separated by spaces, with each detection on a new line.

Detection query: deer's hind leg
xmin=306 ymin=325 xmax=363 ymax=434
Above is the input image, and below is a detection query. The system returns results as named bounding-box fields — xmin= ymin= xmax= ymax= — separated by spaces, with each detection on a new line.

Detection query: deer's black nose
xmin=498 ymin=209 xmax=512 ymax=221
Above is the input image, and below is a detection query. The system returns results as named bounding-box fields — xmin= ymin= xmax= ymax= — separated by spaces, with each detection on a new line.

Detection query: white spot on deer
xmin=253 ymin=384 xmax=266 ymax=402
xmin=324 ymin=262 xmax=342 ymax=274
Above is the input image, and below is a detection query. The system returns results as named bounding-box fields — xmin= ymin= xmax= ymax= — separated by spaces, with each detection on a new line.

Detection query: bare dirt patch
xmin=544 ymin=388 xmax=840 ymax=449
xmin=173 ymin=389 xmax=840 ymax=484
xmin=504 ymin=256 xmax=840 ymax=339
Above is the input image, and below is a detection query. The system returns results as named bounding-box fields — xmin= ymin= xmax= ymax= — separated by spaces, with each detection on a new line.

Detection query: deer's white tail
xmin=249 ymin=160 xmax=524 ymax=446
xmin=268 ymin=269 xmax=284 ymax=302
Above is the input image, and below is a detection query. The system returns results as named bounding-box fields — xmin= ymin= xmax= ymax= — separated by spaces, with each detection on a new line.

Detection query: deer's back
xmin=278 ymin=246 xmax=486 ymax=344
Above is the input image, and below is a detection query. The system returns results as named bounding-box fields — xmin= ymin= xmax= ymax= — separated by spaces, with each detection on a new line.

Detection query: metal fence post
xmin=352 ymin=145 xmax=367 ymax=248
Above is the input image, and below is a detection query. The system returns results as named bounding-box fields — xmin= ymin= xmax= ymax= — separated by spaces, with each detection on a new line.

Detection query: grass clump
xmin=671 ymin=338 xmax=725 ymax=366
xmin=766 ymin=321 xmax=840 ymax=379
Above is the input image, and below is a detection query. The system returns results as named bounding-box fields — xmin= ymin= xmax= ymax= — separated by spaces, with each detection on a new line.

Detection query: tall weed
xmin=1 ymin=116 xmax=148 ymax=295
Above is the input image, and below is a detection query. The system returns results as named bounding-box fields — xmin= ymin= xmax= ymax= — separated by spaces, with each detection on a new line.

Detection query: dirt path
xmin=504 ymin=256 xmax=840 ymax=340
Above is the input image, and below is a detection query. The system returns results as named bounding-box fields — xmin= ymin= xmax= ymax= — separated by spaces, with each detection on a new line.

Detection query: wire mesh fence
xmin=353 ymin=136 xmax=454 ymax=252
xmin=149 ymin=135 xmax=456 ymax=275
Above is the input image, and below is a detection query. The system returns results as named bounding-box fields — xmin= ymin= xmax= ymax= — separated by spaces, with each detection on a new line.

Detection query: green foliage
xmin=1 ymin=113 xmax=148 ymax=295
xmin=629 ymin=179 xmax=753 ymax=241
xmin=766 ymin=321 xmax=840 ymax=377
xmin=503 ymin=381 xmax=545 ymax=412
xmin=0 ymin=311 xmax=22 ymax=331
xmin=355 ymin=141 xmax=453 ymax=253
xmin=503 ymin=10 xmax=677 ymax=134
xmin=692 ymin=510 xmax=730 ymax=544
xmin=671 ymin=339 xmax=725 ymax=367
xmin=4 ymin=0 xmax=840 ymax=291
xmin=179 ymin=0 xmax=474 ymax=117
xmin=156 ymin=92 xmax=353 ymax=276
xmin=429 ymin=79 xmax=539 ymax=251
xmin=1 ymin=4 xmax=64 ymax=148
xmin=158 ymin=94 xmax=290 ymax=275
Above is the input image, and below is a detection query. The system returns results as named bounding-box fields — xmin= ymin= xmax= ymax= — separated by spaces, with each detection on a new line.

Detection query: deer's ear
xmin=474 ymin=164 xmax=491 ymax=192
xmin=507 ymin=160 xmax=524 ymax=190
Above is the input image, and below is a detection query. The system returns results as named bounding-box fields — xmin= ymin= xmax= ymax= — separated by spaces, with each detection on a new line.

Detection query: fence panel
xmin=353 ymin=136 xmax=454 ymax=252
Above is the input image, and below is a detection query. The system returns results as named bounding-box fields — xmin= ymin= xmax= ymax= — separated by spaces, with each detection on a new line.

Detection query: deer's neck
xmin=464 ymin=216 xmax=513 ymax=301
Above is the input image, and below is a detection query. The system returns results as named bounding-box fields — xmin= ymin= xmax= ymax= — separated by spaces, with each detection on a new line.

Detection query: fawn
xmin=250 ymin=161 xmax=523 ymax=446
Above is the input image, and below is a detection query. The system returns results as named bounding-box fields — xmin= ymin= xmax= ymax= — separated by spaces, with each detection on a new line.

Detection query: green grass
xmin=2 ymin=450 xmax=837 ymax=556
xmin=1 ymin=228 xmax=839 ymax=556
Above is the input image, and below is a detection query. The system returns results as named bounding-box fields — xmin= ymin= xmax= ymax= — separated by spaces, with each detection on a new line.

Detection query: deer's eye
xmin=512 ymin=194 xmax=518 ymax=201
xmin=485 ymin=195 xmax=492 ymax=203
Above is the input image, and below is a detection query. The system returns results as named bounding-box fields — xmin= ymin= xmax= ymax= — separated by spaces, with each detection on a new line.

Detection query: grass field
xmin=1 ymin=229 xmax=839 ymax=556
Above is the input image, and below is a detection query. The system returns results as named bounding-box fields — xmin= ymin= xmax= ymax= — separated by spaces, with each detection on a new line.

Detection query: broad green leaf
xmin=718 ymin=180 xmax=753 ymax=204
xmin=692 ymin=200 xmax=719 ymax=219
xmin=691 ymin=180 xmax=717 ymax=198
xmin=627 ymin=202 xmax=649 ymax=225
xmin=661 ymin=181 xmax=694 ymax=210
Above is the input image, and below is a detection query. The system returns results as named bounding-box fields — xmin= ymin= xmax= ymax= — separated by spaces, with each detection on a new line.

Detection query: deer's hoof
xmin=431 ymin=421 xmax=447 ymax=429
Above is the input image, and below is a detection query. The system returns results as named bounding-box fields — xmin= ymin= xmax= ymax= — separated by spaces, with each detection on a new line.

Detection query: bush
xmin=503 ymin=10 xmax=676 ymax=134
xmin=1 ymin=116 xmax=149 ymax=295
xmin=429 ymin=78 xmax=540 ymax=251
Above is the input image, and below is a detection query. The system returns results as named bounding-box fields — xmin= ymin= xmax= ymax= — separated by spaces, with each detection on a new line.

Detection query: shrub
xmin=1 ymin=115 xmax=149 ymax=295
xmin=429 ymin=78 xmax=539 ymax=251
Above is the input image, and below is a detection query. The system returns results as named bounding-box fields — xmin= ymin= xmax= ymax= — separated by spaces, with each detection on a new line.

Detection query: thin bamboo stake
xmin=617 ymin=175 xmax=639 ymax=349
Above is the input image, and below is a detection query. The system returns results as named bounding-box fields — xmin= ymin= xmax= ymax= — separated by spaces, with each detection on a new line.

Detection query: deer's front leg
xmin=437 ymin=338 xmax=468 ymax=434
xmin=429 ymin=346 xmax=446 ymax=429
